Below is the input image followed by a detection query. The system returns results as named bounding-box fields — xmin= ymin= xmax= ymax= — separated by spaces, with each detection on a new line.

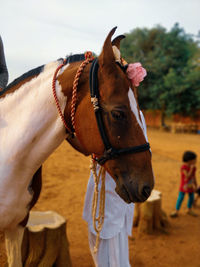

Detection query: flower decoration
xmin=126 ymin=63 xmax=147 ymax=87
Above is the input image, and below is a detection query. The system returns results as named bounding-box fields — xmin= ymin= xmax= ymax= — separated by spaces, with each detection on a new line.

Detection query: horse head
xmin=60 ymin=27 xmax=154 ymax=203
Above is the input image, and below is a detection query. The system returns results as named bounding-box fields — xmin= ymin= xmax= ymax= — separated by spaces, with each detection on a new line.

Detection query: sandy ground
xmin=34 ymin=128 xmax=200 ymax=267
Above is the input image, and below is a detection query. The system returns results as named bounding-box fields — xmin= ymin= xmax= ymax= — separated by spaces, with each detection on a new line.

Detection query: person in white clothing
xmin=83 ymin=168 xmax=134 ymax=267
xmin=83 ymin=110 xmax=149 ymax=267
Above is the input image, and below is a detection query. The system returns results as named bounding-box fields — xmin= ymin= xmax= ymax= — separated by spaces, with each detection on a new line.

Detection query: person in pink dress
xmin=171 ymin=151 xmax=198 ymax=217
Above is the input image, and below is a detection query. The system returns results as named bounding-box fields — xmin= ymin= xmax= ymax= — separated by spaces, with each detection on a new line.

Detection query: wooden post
xmin=133 ymin=190 xmax=169 ymax=235
xmin=22 ymin=211 xmax=72 ymax=267
xmin=0 ymin=211 xmax=72 ymax=267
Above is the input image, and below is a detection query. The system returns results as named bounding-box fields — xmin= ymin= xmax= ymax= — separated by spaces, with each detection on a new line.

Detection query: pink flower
xmin=126 ymin=63 xmax=147 ymax=87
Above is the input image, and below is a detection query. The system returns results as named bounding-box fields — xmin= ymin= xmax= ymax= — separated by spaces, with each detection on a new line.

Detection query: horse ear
xmin=111 ymin=35 xmax=126 ymax=62
xmin=111 ymin=35 xmax=125 ymax=49
xmin=98 ymin=27 xmax=117 ymax=67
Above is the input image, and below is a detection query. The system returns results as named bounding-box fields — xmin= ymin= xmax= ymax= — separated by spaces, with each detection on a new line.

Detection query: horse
xmin=0 ymin=27 xmax=154 ymax=266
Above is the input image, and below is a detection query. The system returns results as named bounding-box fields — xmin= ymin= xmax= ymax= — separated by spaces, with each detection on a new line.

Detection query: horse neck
xmin=0 ymin=60 xmax=68 ymax=174
xmin=0 ymin=61 xmax=71 ymax=230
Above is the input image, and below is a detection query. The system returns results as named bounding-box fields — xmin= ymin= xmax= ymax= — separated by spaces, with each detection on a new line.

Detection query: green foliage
xmin=121 ymin=23 xmax=200 ymax=117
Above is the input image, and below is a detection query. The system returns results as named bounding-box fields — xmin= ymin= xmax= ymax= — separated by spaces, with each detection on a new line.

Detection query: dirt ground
xmin=34 ymin=128 xmax=200 ymax=267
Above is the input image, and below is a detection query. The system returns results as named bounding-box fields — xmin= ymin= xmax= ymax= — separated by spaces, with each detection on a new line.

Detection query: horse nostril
xmin=142 ymin=186 xmax=151 ymax=198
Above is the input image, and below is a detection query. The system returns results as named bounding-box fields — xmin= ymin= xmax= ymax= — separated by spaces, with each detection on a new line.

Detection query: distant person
xmin=0 ymin=35 xmax=9 ymax=91
xmin=171 ymin=151 xmax=198 ymax=217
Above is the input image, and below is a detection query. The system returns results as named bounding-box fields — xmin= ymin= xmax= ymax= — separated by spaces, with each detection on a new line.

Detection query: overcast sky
xmin=1 ymin=0 xmax=200 ymax=82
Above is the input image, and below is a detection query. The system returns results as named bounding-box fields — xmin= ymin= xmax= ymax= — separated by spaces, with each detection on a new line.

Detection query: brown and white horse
xmin=0 ymin=27 xmax=154 ymax=266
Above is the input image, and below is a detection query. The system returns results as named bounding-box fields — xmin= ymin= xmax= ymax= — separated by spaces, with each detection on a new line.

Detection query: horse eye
xmin=111 ymin=110 xmax=126 ymax=120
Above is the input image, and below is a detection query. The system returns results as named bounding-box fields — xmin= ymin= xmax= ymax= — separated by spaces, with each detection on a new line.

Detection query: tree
xmin=121 ymin=23 xmax=200 ymax=125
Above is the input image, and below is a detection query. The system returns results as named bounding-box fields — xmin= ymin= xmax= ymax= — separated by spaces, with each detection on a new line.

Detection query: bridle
xmin=52 ymin=52 xmax=150 ymax=165
xmin=89 ymin=57 xmax=150 ymax=165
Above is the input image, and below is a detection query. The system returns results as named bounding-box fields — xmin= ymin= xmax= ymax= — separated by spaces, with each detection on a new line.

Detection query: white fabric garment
xmin=88 ymin=220 xmax=131 ymax=267
xmin=83 ymin=168 xmax=134 ymax=239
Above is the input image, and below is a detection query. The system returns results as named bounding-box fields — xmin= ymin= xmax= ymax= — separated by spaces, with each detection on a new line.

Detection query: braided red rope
xmin=71 ymin=51 xmax=94 ymax=131
xmin=52 ymin=59 xmax=72 ymax=133
xmin=52 ymin=52 xmax=94 ymax=133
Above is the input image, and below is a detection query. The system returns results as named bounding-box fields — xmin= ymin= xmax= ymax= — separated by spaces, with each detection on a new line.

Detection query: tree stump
xmin=22 ymin=210 xmax=72 ymax=267
xmin=133 ymin=189 xmax=169 ymax=234
xmin=0 ymin=211 xmax=72 ymax=267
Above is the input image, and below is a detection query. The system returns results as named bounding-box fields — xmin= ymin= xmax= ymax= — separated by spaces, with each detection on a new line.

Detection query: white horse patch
xmin=0 ymin=61 xmax=68 ymax=229
xmin=128 ymin=88 xmax=148 ymax=141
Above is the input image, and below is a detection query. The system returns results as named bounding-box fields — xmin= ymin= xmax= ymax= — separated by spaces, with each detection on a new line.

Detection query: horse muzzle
xmin=115 ymin=174 xmax=154 ymax=203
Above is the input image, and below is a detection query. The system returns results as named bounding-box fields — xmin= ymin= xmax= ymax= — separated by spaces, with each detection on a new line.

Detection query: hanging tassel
xmin=90 ymin=157 xmax=106 ymax=253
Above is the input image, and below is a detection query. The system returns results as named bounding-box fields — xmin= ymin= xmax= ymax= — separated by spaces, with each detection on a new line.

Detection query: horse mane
xmin=4 ymin=64 xmax=45 ymax=93
xmin=1 ymin=54 xmax=89 ymax=97
xmin=65 ymin=54 xmax=86 ymax=64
